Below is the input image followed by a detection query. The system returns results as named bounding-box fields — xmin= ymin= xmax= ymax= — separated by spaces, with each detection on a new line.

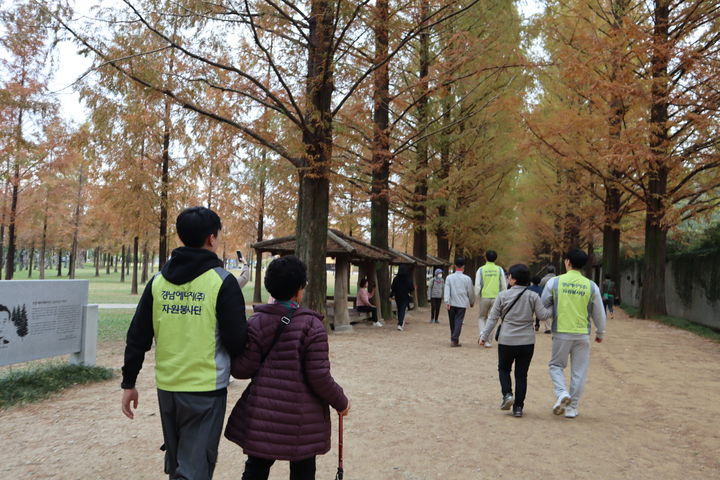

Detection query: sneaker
xmin=513 ymin=406 xmax=523 ymax=417
xmin=450 ymin=341 xmax=461 ymax=347
xmin=397 ymin=325 xmax=403 ymax=331
xmin=564 ymin=407 xmax=578 ymax=418
xmin=373 ymin=321 xmax=383 ymax=327
xmin=500 ymin=393 xmax=514 ymax=410
xmin=544 ymin=330 xmax=552 ymax=334
xmin=553 ymin=394 xmax=571 ymax=415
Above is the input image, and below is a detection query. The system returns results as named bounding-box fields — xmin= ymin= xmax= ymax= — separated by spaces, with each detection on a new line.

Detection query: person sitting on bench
xmin=357 ymin=277 xmax=382 ymax=327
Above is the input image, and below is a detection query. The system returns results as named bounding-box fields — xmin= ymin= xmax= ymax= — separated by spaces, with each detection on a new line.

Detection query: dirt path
xmin=1 ymin=306 xmax=718 ymax=480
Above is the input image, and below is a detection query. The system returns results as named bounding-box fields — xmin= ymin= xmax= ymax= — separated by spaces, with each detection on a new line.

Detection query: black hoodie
xmin=121 ymin=246 xmax=247 ymax=390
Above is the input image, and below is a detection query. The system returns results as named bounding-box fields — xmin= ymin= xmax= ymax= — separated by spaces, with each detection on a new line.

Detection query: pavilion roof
xmin=251 ymin=229 xmax=393 ymax=262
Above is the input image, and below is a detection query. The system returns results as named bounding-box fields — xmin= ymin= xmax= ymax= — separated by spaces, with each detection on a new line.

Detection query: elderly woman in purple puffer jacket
xmin=225 ymin=255 xmax=351 ymax=480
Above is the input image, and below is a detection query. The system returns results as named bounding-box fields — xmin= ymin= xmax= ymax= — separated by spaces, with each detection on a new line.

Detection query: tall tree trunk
xmin=95 ymin=246 xmax=101 ymax=277
xmin=412 ymin=0 xmax=431 ymax=308
xmin=436 ymin=83 xmax=453 ymax=262
xmin=370 ymin=0 xmax=392 ymax=321
xmin=602 ymin=0 xmax=628 ymax=301
xmin=6 ymin=150 xmax=20 ymax=280
xmin=253 ymin=164 xmax=266 ymax=304
xmin=158 ymin=97 xmax=171 ymax=270
xmin=68 ymin=167 xmax=85 ymax=280
xmin=132 ymin=236 xmax=139 ymax=294
xmin=40 ymin=197 xmax=48 ymax=280
xmin=27 ymin=243 xmax=34 ymax=278
xmin=641 ymin=0 xmax=670 ymax=317
xmin=57 ymin=249 xmax=62 ymax=277
xmin=120 ymin=244 xmax=126 ymax=283
xmin=0 ymin=177 xmax=8 ymax=280
xmin=106 ymin=252 xmax=111 ymax=274
xmin=141 ymin=241 xmax=149 ymax=284
xmin=295 ymin=0 xmax=335 ymax=321
xmin=114 ymin=253 xmax=118 ymax=273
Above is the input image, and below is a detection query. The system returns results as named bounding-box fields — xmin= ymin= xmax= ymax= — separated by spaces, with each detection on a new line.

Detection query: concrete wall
xmin=620 ymin=256 xmax=720 ymax=330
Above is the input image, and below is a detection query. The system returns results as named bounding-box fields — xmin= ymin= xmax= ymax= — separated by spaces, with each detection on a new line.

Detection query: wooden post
xmin=253 ymin=250 xmax=263 ymax=303
xmin=333 ymin=255 xmax=352 ymax=333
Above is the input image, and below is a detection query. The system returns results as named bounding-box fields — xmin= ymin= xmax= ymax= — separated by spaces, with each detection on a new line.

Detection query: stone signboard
xmin=0 ymin=280 xmax=90 ymax=366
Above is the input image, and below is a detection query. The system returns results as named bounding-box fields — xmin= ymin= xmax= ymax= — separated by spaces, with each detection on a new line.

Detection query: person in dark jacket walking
xmin=121 ymin=206 xmax=248 ymax=480
xmin=390 ymin=264 xmax=414 ymax=331
xmin=225 ymin=255 xmax=350 ymax=480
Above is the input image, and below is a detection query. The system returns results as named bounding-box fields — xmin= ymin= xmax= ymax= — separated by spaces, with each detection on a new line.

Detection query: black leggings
xmin=430 ymin=297 xmax=442 ymax=321
xmin=242 ymin=455 xmax=316 ymax=480
xmin=497 ymin=344 xmax=535 ymax=408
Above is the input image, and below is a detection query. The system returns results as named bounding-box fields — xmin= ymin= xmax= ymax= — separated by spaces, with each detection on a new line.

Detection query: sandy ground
xmin=1 ymin=306 xmax=719 ymax=480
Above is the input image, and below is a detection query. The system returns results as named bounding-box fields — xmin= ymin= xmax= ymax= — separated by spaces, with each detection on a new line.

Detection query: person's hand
xmin=446 ymin=304 xmax=451 ymax=310
xmin=122 ymin=388 xmax=139 ymax=419
xmin=595 ymin=336 xmax=603 ymax=343
xmin=338 ymin=399 xmax=351 ymax=417
xmin=478 ymin=338 xmax=486 ymax=346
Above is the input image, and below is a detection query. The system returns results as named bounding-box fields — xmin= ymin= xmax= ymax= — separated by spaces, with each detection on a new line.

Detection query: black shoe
xmin=513 ymin=406 xmax=523 ymax=417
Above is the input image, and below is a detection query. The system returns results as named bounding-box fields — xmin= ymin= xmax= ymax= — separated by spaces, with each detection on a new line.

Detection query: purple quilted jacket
xmin=224 ymin=303 xmax=348 ymax=461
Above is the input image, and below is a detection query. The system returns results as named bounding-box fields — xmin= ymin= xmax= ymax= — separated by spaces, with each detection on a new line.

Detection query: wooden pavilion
xmin=251 ymin=229 xmax=394 ymax=332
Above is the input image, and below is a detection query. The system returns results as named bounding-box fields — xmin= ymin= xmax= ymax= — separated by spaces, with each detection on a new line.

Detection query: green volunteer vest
xmin=152 ymin=267 xmax=229 ymax=391
xmin=481 ymin=262 xmax=501 ymax=298
xmin=556 ymin=270 xmax=592 ymax=334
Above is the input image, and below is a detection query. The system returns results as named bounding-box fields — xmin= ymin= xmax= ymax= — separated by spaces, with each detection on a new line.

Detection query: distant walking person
xmin=121 ymin=206 xmax=248 ymax=480
xmin=390 ymin=265 xmax=414 ymax=331
xmin=539 ymin=265 xmax=556 ymax=291
xmin=528 ymin=276 xmax=551 ymax=333
xmin=601 ymin=274 xmax=616 ymax=319
xmin=444 ymin=258 xmax=476 ymax=347
xmin=427 ymin=268 xmax=445 ymax=323
xmin=479 ymin=264 xmax=551 ymax=417
xmin=541 ymin=247 xmax=606 ymax=419
xmin=475 ymin=250 xmax=507 ymax=348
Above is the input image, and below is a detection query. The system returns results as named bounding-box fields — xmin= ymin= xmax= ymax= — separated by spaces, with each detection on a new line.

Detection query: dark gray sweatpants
xmin=157 ymin=389 xmax=227 ymax=480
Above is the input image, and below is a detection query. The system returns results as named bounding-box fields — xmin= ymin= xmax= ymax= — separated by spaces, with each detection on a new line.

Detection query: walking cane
xmin=335 ymin=413 xmax=344 ymax=480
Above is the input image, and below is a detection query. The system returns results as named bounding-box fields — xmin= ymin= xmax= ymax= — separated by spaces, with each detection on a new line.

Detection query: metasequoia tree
xmin=636 ymin=1 xmax=720 ymax=316
xmin=532 ymin=0 xmax=645 ymax=287
xmin=331 ymin=0 xmax=524 ymax=311
xmin=0 ymin=1 xmax=67 ymax=279
xmin=50 ymin=0 xmax=478 ymax=317
xmin=529 ymin=0 xmax=720 ymax=314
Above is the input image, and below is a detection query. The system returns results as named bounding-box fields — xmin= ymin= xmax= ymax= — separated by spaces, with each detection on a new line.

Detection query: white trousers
xmin=548 ymin=336 xmax=590 ymax=408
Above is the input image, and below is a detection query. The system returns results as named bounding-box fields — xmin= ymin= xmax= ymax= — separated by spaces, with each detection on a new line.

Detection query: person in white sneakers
xmin=475 ymin=250 xmax=506 ymax=348
xmin=541 ymin=247 xmax=606 ymax=419
xmin=357 ymin=277 xmax=383 ymax=327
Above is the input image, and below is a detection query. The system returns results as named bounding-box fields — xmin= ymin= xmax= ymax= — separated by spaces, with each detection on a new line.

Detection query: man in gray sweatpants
xmin=541 ymin=247 xmax=606 ymax=419
xmin=121 ymin=207 xmax=247 ymax=479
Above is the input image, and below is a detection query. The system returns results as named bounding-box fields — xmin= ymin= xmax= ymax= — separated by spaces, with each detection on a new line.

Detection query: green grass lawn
xmin=621 ymin=303 xmax=720 ymax=342
xmin=18 ymin=264 xmax=362 ymax=345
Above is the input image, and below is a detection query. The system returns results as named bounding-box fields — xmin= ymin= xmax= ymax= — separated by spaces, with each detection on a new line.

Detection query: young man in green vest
xmin=121 ymin=206 xmax=248 ymax=479
xmin=474 ymin=250 xmax=507 ymax=348
xmin=541 ymin=247 xmax=606 ymax=419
